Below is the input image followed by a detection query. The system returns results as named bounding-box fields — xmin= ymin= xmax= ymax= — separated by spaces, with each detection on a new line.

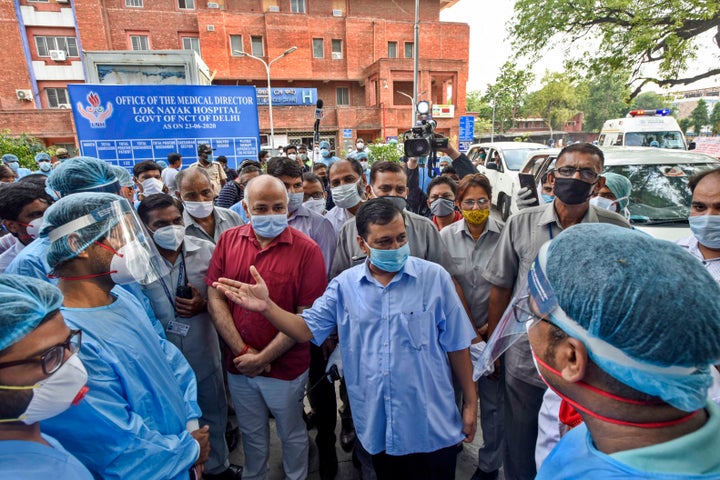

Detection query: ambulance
xmin=598 ymin=109 xmax=687 ymax=150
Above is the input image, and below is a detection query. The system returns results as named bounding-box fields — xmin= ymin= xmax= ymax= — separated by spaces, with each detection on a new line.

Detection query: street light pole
xmin=234 ymin=46 xmax=297 ymax=149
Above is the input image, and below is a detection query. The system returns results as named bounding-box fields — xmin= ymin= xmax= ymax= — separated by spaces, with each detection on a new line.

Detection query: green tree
xmin=679 ymin=118 xmax=692 ymax=134
xmin=0 ymin=130 xmax=46 ymax=169
xmin=510 ymin=0 xmax=720 ymax=98
xmin=465 ymin=90 xmax=486 ymax=112
xmin=690 ymin=99 xmax=710 ymax=135
xmin=710 ymin=102 xmax=720 ymax=135
xmin=526 ymin=72 xmax=580 ymax=137
xmin=483 ymin=61 xmax=535 ymax=134
xmin=629 ymin=92 xmax=669 ymax=112
xmin=367 ymin=139 xmax=402 ymax=164
xmin=577 ymin=70 xmax=632 ymax=132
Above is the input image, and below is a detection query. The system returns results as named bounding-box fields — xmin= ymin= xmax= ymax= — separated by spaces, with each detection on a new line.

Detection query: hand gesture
xmin=514 ymin=187 xmax=537 ymax=210
xmin=213 ymin=266 xmax=269 ymax=312
xmin=406 ymin=157 xmax=419 ymax=170
xmin=176 ymin=285 xmax=206 ymax=318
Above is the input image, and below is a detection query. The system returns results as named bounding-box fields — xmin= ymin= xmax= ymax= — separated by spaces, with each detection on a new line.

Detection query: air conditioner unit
xmin=332 ymin=9 xmax=342 ymax=16
xmin=16 ymin=89 xmax=33 ymax=101
xmin=332 ymin=52 xmax=342 ymax=60
xmin=206 ymin=25 xmax=215 ymax=32
xmin=57 ymin=103 xmax=71 ymax=109
xmin=49 ymin=50 xmax=67 ymax=61
xmin=206 ymin=1 xmax=219 ymax=7
xmin=268 ymin=5 xmax=279 ymax=12
xmin=56 ymin=0 xmax=69 ymax=3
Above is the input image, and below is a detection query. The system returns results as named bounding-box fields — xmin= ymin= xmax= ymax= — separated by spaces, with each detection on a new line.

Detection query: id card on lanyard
xmin=160 ymin=253 xmax=190 ymax=337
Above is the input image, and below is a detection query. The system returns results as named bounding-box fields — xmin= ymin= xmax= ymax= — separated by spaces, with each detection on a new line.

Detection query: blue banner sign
xmin=68 ymin=84 xmax=260 ymax=170
xmin=256 ymin=87 xmax=317 ymax=106
xmin=459 ymin=115 xmax=475 ymax=142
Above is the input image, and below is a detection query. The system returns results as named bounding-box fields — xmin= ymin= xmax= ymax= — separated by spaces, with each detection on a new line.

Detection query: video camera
xmin=403 ymin=101 xmax=448 ymax=177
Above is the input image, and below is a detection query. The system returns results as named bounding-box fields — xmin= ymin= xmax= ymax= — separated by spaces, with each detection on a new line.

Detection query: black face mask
xmin=553 ymin=177 xmax=595 ymax=205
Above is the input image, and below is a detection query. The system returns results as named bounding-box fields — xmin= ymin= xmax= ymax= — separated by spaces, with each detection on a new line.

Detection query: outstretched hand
xmin=213 ymin=266 xmax=270 ymax=313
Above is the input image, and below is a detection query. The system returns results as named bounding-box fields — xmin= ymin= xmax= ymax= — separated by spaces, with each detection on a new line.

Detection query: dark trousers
xmin=503 ymin=372 xmax=546 ymax=480
xmin=370 ymin=444 xmax=457 ymax=480
xmin=308 ymin=343 xmax=338 ymax=448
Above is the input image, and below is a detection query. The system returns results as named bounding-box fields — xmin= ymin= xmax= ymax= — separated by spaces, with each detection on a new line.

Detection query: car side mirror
xmin=486 ymin=161 xmax=498 ymax=171
xmin=688 ymin=142 xmax=696 ymax=150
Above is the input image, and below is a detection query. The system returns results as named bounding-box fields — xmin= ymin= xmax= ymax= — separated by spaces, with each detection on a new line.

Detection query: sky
xmin=439 ymin=0 xmax=720 ymax=95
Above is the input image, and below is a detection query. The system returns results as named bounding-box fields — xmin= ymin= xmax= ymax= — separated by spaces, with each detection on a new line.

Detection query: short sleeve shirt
xmin=676 ymin=235 xmax=720 ymax=283
xmin=184 ymin=206 xmax=244 ymax=244
xmin=189 ymin=161 xmax=226 ymax=196
xmin=205 ymin=225 xmax=328 ymax=380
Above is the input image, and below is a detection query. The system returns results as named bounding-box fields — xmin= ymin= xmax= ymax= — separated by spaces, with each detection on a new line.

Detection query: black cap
xmin=197 ymin=144 xmax=215 ymax=155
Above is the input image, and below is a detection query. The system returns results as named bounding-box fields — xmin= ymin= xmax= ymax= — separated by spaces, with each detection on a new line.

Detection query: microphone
xmin=300 ymin=364 xmax=340 ymax=402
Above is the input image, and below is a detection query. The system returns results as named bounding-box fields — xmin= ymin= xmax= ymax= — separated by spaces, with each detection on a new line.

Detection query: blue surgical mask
xmin=541 ymin=194 xmax=554 ymax=204
xmin=364 ymin=241 xmax=410 ymax=273
xmin=320 ymin=148 xmax=330 ymax=158
xmin=287 ymin=192 xmax=304 ymax=213
xmin=251 ymin=214 xmax=288 ymax=238
xmin=689 ymin=214 xmax=720 ymax=249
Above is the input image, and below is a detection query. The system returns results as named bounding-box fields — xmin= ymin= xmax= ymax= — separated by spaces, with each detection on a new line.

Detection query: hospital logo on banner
xmin=77 ymin=91 xmax=114 ymax=129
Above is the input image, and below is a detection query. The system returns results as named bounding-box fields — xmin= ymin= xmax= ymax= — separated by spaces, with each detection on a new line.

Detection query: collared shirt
xmin=189 ymin=161 xmax=226 ymax=196
xmin=325 ymin=205 xmax=354 ymax=235
xmin=288 ymin=203 xmax=337 ymax=274
xmin=161 ymin=166 xmax=179 ymax=192
xmin=538 ymin=402 xmax=720 ymax=478
xmin=0 ymin=238 xmax=25 ymax=274
xmin=0 ymin=434 xmax=93 ymax=480
xmin=676 ymin=235 xmax=720 ymax=283
xmin=440 ymin=217 xmax=503 ymax=328
xmin=432 ymin=210 xmax=463 ymax=230
xmin=0 ymin=233 xmax=16 ymax=255
xmin=142 ymin=235 xmax=222 ymax=382
xmin=205 ymin=225 xmax=327 ymax=380
xmin=483 ymin=201 xmax=631 ymax=386
xmin=183 ymin=206 xmax=243 ymax=244
xmin=330 ymin=209 xmax=455 ymax=279
xmin=301 ymin=256 xmax=476 ymax=456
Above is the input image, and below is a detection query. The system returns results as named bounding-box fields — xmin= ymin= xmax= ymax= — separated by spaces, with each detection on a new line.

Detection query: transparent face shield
xmin=47 ymin=198 xmax=169 ymax=285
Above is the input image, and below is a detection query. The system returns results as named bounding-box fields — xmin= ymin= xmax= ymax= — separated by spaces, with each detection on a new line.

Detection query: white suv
xmin=472 ymin=142 xmax=549 ymax=220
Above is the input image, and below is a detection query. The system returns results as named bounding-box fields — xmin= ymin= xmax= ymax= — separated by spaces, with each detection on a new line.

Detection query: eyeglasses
xmin=511 ymin=295 xmax=547 ymax=329
xmin=460 ymin=198 xmax=490 ymax=208
xmin=555 ymin=166 xmax=599 ymax=182
xmin=0 ymin=330 xmax=82 ymax=375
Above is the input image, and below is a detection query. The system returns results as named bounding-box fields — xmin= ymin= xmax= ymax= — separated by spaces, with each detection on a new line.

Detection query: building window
xmin=331 ymin=39 xmax=342 ymax=60
xmin=182 ymin=37 xmax=200 ymax=55
xmin=290 ymin=0 xmax=305 ymax=13
xmin=35 ymin=36 xmax=79 ymax=57
xmin=177 ymin=0 xmax=194 ymax=9
xmin=130 ymin=35 xmax=150 ymax=51
xmin=387 ymin=41 xmax=397 ymax=58
xmin=230 ymin=35 xmax=243 ymax=55
xmin=46 ymin=88 xmax=69 ymax=109
xmin=404 ymin=42 xmax=414 ymax=58
xmin=312 ymin=38 xmax=324 ymax=58
xmin=125 ymin=0 xmax=143 ymax=7
xmin=336 ymin=87 xmax=350 ymax=106
xmin=251 ymin=36 xmax=264 ymax=57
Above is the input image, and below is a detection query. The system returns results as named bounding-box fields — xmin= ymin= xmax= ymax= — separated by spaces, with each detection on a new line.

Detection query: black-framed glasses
xmin=511 ymin=295 xmax=547 ymax=328
xmin=0 ymin=329 xmax=82 ymax=375
xmin=555 ymin=166 xmax=599 ymax=182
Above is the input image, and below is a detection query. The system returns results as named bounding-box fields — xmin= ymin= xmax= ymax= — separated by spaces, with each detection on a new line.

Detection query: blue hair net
xmin=111 ymin=166 xmax=134 ymax=188
xmin=40 ymin=192 xmax=125 ymax=269
xmin=319 ymin=141 xmax=331 ymax=149
xmin=439 ymin=155 xmax=453 ymax=165
xmin=540 ymin=223 xmax=720 ymax=411
xmin=156 ymin=160 xmax=168 ymax=169
xmin=603 ymin=172 xmax=632 ymax=210
xmin=35 ymin=152 xmax=51 ymax=162
xmin=46 ymin=157 xmax=120 ymax=198
xmin=2 ymin=154 xmax=19 ymax=164
xmin=355 ymin=152 xmax=368 ymax=161
xmin=0 ymin=274 xmax=63 ymax=351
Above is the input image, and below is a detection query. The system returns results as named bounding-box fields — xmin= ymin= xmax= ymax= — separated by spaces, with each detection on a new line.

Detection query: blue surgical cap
xmin=603 ymin=172 xmax=632 ymax=210
xmin=319 ymin=141 xmax=331 ymax=149
xmin=2 ymin=154 xmax=19 ymax=164
xmin=355 ymin=152 xmax=368 ymax=161
xmin=40 ymin=192 xmax=125 ymax=269
xmin=46 ymin=156 xmax=120 ymax=198
xmin=539 ymin=223 xmax=720 ymax=411
xmin=35 ymin=152 xmax=51 ymax=162
xmin=439 ymin=155 xmax=453 ymax=165
xmin=156 ymin=160 xmax=168 ymax=169
xmin=0 ymin=274 xmax=63 ymax=352
xmin=111 ymin=166 xmax=134 ymax=188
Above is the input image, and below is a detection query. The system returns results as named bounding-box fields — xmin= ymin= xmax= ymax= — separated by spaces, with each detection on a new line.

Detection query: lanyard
xmin=159 ymin=251 xmax=187 ymax=315
xmin=548 ymin=224 xmax=554 ymax=240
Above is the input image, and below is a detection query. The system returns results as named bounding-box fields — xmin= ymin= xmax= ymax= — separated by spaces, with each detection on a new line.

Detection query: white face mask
xmin=141 ymin=177 xmax=165 ymax=195
xmin=589 ymin=196 xmax=617 ymax=212
xmin=0 ymin=354 xmax=88 ymax=425
xmin=288 ymin=154 xmax=297 ymax=161
xmin=152 ymin=225 xmax=185 ymax=251
xmin=331 ymin=180 xmax=363 ymax=209
xmin=304 ymin=198 xmax=326 ymax=214
xmin=356 ymin=142 xmax=364 ymax=150
xmin=25 ymin=218 xmax=43 ymax=240
xmin=110 ymin=240 xmax=156 ymax=285
xmin=287 ymin=191 xmax=304 ymax=213
xmin=183 ymin=200 xmax=214 ymax=219
xmin=38 ymin=162 xmax=52 ymax=173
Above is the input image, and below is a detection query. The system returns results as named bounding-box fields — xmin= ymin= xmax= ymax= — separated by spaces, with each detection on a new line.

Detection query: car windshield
xmin=605 ymin=163 xmax=717 ymax=224
xmin=624 ymin=131 xmax=685 ymax=149
xmin=504 ymin=148 xmax=544 ymax=170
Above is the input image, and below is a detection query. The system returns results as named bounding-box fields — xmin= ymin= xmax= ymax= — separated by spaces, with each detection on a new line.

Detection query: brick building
xmin=1 ymin=0 xmax=468 ymax=153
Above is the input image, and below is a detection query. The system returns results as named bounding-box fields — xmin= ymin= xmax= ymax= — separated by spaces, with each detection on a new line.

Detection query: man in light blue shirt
xmin=213 ymin=198 xmax=477 ymax=480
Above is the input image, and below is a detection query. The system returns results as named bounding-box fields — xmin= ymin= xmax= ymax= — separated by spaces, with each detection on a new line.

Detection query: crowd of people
xmin=0 ymin=140 xmax=719 ymax=480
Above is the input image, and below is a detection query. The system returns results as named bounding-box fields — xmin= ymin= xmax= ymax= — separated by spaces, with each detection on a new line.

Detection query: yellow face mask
xmin=462 ymin=208 xmax=490 ymax=225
